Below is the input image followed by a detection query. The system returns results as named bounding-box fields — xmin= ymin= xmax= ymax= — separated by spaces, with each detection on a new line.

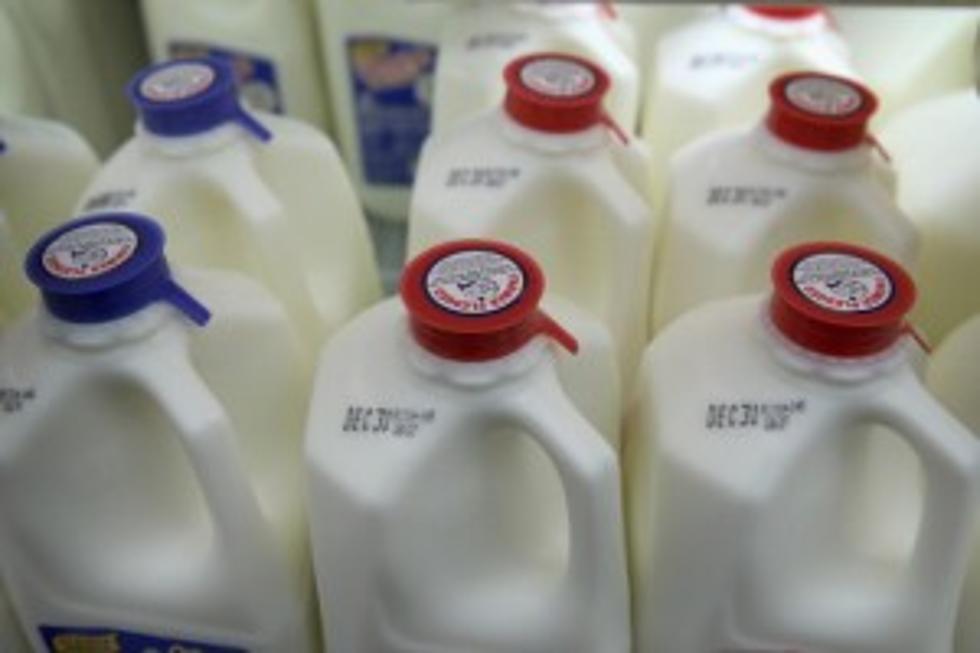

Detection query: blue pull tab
xmin=25 ymin=213 xmax=213 ymax=327
xmin=235 ymin=106 xmax=273 ymax=142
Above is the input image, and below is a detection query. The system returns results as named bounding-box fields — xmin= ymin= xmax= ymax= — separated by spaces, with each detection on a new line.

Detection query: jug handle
xmin=122 ymin=350 xmax=296 ymax=628
xmin=496 ymin=372 xmax=630 ymax=633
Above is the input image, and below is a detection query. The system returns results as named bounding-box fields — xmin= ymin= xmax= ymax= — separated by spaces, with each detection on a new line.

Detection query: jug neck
xmin=726 ymin=5 xmax=830 ymax=37
xmin=751 ymin=124 xmax=873 ymax=172
xmin=41 ymin=303 xmax=178 ymax=350
xmin=136 ymin=120 xmax=249 ymax=157
xmin=497 ymin=109 xmax=610 ymax=153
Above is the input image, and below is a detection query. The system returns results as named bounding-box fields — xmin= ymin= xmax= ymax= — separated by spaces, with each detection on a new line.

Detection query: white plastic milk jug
xmin=834 ymin=7 xmax=979 ymax=119
xmin=642 ymin=4 xmax=854 ymax=161
xmin=882 ymin=89 xmax=980 ymax=343
xmin=77 ymin=58 xmax=380 ymax=350
xmin=928 ymin=313 xmax=980 ymax=653
xmin=0 ymin=113 xmax=99 ymax=325
xmin=141 ymin=0 xmax=332 ymax=132
xmin=0 ymin=213 xmax=316 ymax=652
xmin=432 ymin=1 xmax=640 ymax=135
xmin=630 ymin=241 xmax=980 ymax=653
xmin=653 ymin=71 xmax=916 ymax=331
xmin=409 ymin=52 xmax=655 ymax=385
xmin=317 ymin=0 xmax=451 ymax=221
xmin=306 ymin=240 xmax=630 ymax=653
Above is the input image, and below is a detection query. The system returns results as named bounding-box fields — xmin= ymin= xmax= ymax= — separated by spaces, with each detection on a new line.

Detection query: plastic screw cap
xmin=25 ymin=213 xmax=211 ymax=326
xmin=766 ymin=71 xmax=879 ymax=151
xmin=503 ymin=52 xmax=612 ymax=134
xmin=745 ymin=5 xmax=825 ymax=20
xmin=127 ymin=57 xmax=271 ymax=141
xmin=400 ymin=239 xmax=578 ymax=362
xmin=769 ymin=241 xmax=916 ymax=358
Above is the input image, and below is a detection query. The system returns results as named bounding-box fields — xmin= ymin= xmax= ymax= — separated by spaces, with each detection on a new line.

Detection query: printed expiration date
xmin=0 ymin=387 xmax=35 ymax=414
xmin=707 ymin=186 xmax=788 ymax=208
xmin=706 ymin=399 xmax=806 ymax=433
xmin=446 ymin=167 xmax=521 ymax=189
xmin=343 ymin=405 xmax=436 ymax=439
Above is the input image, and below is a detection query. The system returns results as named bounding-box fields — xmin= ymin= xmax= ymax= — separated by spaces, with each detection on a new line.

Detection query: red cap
xmin=503 ymin=52 xmax=611 ymax=134
xmin=400 ymin=239 xmax=578 ymax=362
xmin=769 ymin=242 xmax=916 ymax=358
xmin=745 ymin=5 xmax=825 ymax=20
xmin=765 ymin=72 xmax=878 ymax=151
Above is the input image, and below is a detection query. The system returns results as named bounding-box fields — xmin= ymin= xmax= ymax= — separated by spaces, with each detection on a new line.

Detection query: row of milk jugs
xmin=0 ymin=39 xmax=979 ymax=653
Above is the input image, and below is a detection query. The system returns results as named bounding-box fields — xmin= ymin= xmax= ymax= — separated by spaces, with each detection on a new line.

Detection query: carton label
xmin=39 ymin=625 xmax=246 ymax=652
xmin=347 ymin=36 xmax=437 ymax=186
xmin=169 ymin=42 xmax=282 ymax=113
xmin=792 ymin=253 xmax=893 ymax=314
xmin=425 ymin=250 xmax=526 ymax=316
xmin=42 ymin=224 xmax=138 ymax=281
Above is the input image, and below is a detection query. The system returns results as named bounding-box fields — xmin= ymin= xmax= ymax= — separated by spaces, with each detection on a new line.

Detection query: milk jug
xmin=835 ymin=7 xmax=980 ymax=118
xmin=0 ymin=113 xmax=99 ymax=325
xmin=316 ymin=0 xmax=451 ymax=221
xmin=141 ymin=0 xmax=332 ymax=132
xmin=0 ymin=585 xmax=28 ymax=653
xmin=641 ymin=4 xmax=854 ymax=161
xmin=881 ymin=89 xmax=980 ymax=343
xmin=409 ymin=52 xmax=655 ymax=386
xmin=0 ymin=0 xmax=148 ymax=155
xmin=306 ymin=239 xmax=629 ymax=653
xmin=630 ymin=241 xmax=980 ymax=653
xmin=0 ymin=213 xmax=316 ymax=652
xmin=77 ymin=58 xmax=380 ymax=350
xmin=653 ymin=71 xmax=916 ymax=332
xmin=432 ymin=2 xmax=640 ymax=135
xmin=928 ymin=313 xmax=980 ymax=653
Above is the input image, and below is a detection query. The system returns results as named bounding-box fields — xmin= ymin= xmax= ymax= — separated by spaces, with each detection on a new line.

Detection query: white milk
xmin=432 ymin=2 xmax=640 ymax=135
xmin=409 ymin=53 xmax=655 ymax=387
xmin=630 ymin=242 xmax=980 ymax=653
xmin=306 ymin=240 xmax=630 ymax=652
xmin=642 ymin=5 xmax=854 ymax=162
xmin=316 ymin=0 xmax=451 ymax=221
xmin=882 ymin=89 xmax=980 ymax=343
xmin=0 ymin=114 xmax=99 ymax=325
xmin=835 ymin=7 xmax=980 ymax=119
xmin=77 ymin=58 xmax=380 ymax=351
xmin=928 ymin=313 xmax=980 ymax=653
xmin=0 ymin=214 xmax=316 ymax=652
xmin=653 ymin=71 xmax=916 ymax=332
xmin=0 ymin=585 xmax=28 ymax=653
xmin=141 ymin=0 xmax=331 ymax=132
xmin=618 ymin=3 xmax=701 ymax=64
xmin=0 ymin=0 xmax=147 ymax=155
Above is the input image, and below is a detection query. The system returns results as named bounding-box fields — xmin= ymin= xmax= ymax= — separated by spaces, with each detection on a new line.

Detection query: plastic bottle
xmin=315 ymin=0 xmax=451 ymax=221
xmin=834 ymin=7 xmax=979 ymax=119
xmin=141 ymin=0 xmax=332 ymax=132
xmin=0 ymin=213 xmax=316 ymax=652
xmin=642 ymin=4 xmax=854 ymax=162
xmin=76 ymin=58 xmax=380 ymax=351
xmin=630 ymin=241 xmax=980 ymax=653
xmin=306 ymin=239 xmax=630 ymax=652
xmin=409 ymin=52 xmax=655 ymax=387
xmin=653 ymin=71 xmax=916 ymax=332
xmin=881 ymin=89 xmax=980 ymax=343
xmin=432 ymin=2 xmax=639 ymax=135
xmin=0 ymin=113 xmax=99 ymax=325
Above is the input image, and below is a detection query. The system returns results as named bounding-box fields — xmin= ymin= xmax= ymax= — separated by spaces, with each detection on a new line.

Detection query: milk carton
xmin=653 ymin=71 xmax=916 ymax=331
xmin=0 ymin=114 xmax=99 ymax=324
xmin=928 ymin=313 xmax=980 ymax=653
xmin=77 ymin=58 xmax=380 ymax=350
xmin=882 ymin=89 xmax=980 ymax=342
xmin=316 ymin=0 xmax=451 ymax=221
xmin=306 ymin=239 xmax=629 ymax=653
xmin=141 ymin=0 xmax=332 ymax=132
xmin=0 ymin=213 xmax=316 ymax=652
xmin=432 ymin=2 xmax=639 ymax=135
xmin=835 ymin=7 xmax=980 ymax=118
xmin=630 ymin=241 xmax=980 ymax=653
xmin=642 ymin=4 xmax=854 ymax=161
xmin=409 ymin=52 xmax=655 ymax=386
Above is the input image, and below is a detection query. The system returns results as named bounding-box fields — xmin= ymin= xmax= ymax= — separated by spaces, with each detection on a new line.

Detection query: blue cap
xmin=24 ymin=213 xmax=211 ymax=326
xmin=127 ymin=57 xmax=272 ymax=141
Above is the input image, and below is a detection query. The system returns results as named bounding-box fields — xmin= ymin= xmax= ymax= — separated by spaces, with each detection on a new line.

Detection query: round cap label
xmin=785 ymin=77 xmax=863 ymax=117
xmin=140 ymin=63 xmax=216 ymax=102
xmin=425 ymin=250 xmax=526 ymax=316
xmin=42 ymin=223 xmax=139 ymax=280
xmin=792 ymin=252 xmax=893 ymax=313
xmin=519 ymin=58 xmax=596 ymax=98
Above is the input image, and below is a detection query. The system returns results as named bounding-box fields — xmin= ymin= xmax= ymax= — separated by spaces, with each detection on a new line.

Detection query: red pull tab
xmin=599 ymin=111 xmax=629 ymax=146
xmin=865 ymin=133 xmax=892 ymax=164
xmin=532 ymin=311 xmax=579 ymax=355
xmin=904 ymin=323 xmax=933 ymax=355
